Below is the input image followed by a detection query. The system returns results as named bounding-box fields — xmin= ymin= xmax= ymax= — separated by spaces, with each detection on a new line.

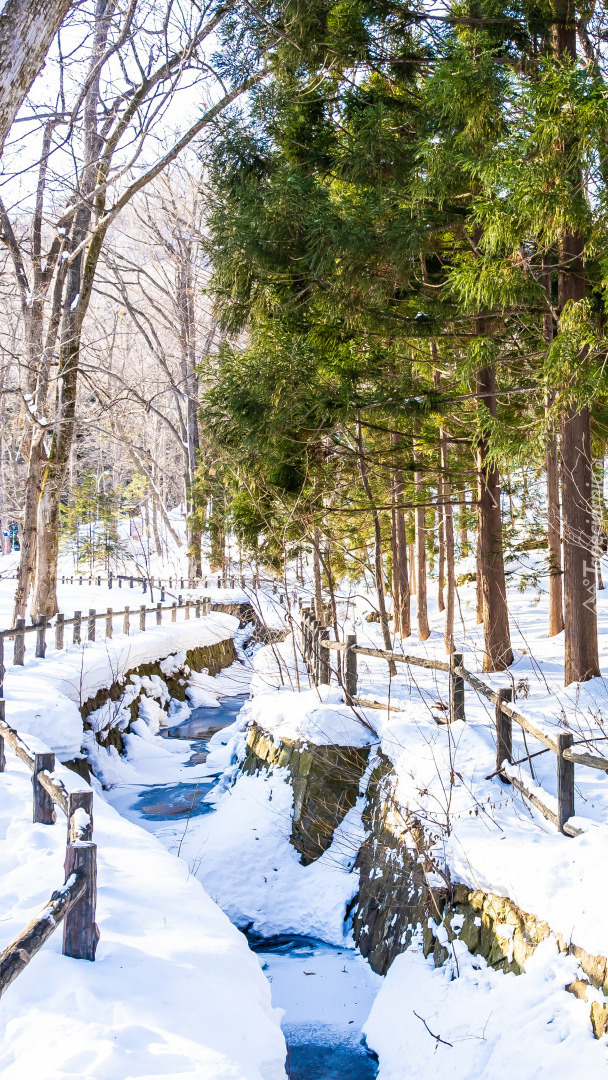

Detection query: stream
xmin=113 ymin=695 xmax=380 ymax=1079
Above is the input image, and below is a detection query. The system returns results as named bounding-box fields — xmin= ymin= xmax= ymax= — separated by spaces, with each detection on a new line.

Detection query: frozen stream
xmin=107 ymin=695 xmax=380 ymax=1079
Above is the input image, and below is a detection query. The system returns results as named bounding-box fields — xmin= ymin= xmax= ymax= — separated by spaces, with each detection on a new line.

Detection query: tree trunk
xmin=550 ymin=3 xmax=599 ymax=683
xmin=476 ymin=514 xmax=484 ymax=626
xmin=0 ymin=0 xmax=74 ymax=157
xmin=437 ymin=499 xmax=445 ymax=612
xmin=561 ymin=405 xmax=600 ymax=682
xmin=414 ymin=432 xmax=430 ymax=641
xmin=390 ymin=433 xmax=410 ymax=637
xmin=547 ymin=409 xmax=564 ymax=636
xmin=476 ymin=365 xmax=513 ymax=671
xmin=312 ymin=528 xmax=324 ymax=623
xmin=356 ymin=421 xmax=396 ymax=671
xmin=440 ymin=429 xmax=455 ymax=653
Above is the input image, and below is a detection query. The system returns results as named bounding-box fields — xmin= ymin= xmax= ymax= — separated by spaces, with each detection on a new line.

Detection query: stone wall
xmin=242 ymin=727 xmax=608 ymax=1040
xmin=240 ymin=721 xmax=370 ymax=864
xmin=81 ymin=636 xmax=237 ymax=754
xmin=351 ymin=753 xmax=608 ymax=1039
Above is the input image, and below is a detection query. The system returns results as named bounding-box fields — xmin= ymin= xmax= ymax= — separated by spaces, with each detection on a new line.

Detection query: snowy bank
xmin=0 ymin=753 xmax=286 ymax=1080
xmin=2 ymin=612 xmax=239 ymax=759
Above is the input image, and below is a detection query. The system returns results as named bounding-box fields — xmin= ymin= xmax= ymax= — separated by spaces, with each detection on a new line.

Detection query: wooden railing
xmin=297 ymin=605 xmax=608 ymax=837
xmin=0 ymin=701 xmax=98 ymax=997
xmin=0 ymin=596 xmax=214 ymax=697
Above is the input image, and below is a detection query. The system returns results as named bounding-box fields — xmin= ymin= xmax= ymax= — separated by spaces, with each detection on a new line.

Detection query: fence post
xmin=129 ymin=577 xmax=133 ymax=589
xmin=168 ymin=577 xmax=172 ymax=589
xmin=156 ymin=602 xmax=162 ymax=625
xmin=63 ymin=841 xmax=98 ymax=961
xmin=161 ymin=587 xmax=165 ymax=601
xmin=13 ymin=618 xmax=25 ymax=665
xmin=495 ymin=688 xmax=513 ymax=774
xmin=185 ymin=600 xmax=190 ymax=621
xmin=139 ymin=605 xmax=146 ymax=632
xmin=171 ymin=602 xmax=177 ymax=623
xmin=79 ymin=576 xmax=83 ymax=586
xmin=217 ymin=575 xmax=221 ymax=588
xmin=557 ymin=731 xmax=575 ymax=833
xmin=301 ymin=608 xmax=311 ymax=667
xmin=33 ymin=752 xmax=56 ymax=824
xmin=123 ymin=606 xmax=130 ymax=635
xmin=450 ymin=652 xmax=465 ymax=722
xmin=311 ymin=620 xmax=320 ymax=685
xmin=319 ymin=628 xmax=330 ymax=685
xmin=106 ymin=608 xmax=113 ymax=639
xmin=345 ymin=634 xmax=358 ymax=705
xmin=142 ymin=579 xmax=147 ymax=595
xmin=35 ymin=615 xmax=47 ymax=659
xmin=67 ymin=789 xmax=93 ymax=843
xmin=195 ymin=599 xmax=200 ymax=618
xmin=118 ymin=576 xmax=122 ymax=589
xmin=55 ymin=613 xmax=65 ymax=651
xmin=109 ymin=572 xmax=113 ymax=590
xmin=97 ymin=576 xmax=101 ymax=587
xmin=88 ymin=609 xmax=96 ymax=642
xmin=73 ymin=611 xmax=82 ymax=645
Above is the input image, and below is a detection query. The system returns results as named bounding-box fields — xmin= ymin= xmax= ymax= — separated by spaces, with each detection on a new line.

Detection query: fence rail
xmin=0 ymin=597 xmax=216 ymax=697
xmin=0 ymin=571 xmax=286 ymax=594
xmin=297 ymin=604 xmax=608 ymax=837
xmin=0 ymin=701 xmax=98 ymax=997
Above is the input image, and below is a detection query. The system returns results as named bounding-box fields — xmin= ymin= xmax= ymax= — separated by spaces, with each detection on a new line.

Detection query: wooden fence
xmin=0 ymin=596 xmax=213 ymax=698
xmin=0 ymin=700 xmax=98 ymax=996
xmin=298 ymin=605 xmax=608 ymax=838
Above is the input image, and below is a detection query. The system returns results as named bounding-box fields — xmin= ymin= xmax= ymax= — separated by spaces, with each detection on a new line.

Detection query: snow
xmin=364 ymin=933 xmax=608 ymax=1079
xmin=0 ymin=753 xmax=287 ymax=1080
xmin=2 ymin=610 xmax=239 ymax=759
xmin=147 ymin=767 xmax=365 ymax=945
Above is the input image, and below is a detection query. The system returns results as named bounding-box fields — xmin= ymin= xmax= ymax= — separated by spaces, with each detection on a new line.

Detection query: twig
xmin=413 ymin=1011 xmax=453 ymax=1048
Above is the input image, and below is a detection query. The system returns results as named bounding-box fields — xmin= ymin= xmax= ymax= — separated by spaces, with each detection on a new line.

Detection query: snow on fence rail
xmin=297 ymin=604 xmax=608 ymax=839
xmin=0 ymin=702 xmax=97 ymax=997
xmin=0 ymin=596 xmax=214 ymax=697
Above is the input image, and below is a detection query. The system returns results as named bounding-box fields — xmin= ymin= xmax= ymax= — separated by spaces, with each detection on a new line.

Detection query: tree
xmin=0 ymin=0 xmax=74 ymax=156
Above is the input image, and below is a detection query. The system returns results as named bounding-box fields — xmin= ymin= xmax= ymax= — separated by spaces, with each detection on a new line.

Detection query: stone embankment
xmin=75 ymin=634 xmax=238 ymax=774
xmin=239 ymin=723 xmax=608 ymax=1039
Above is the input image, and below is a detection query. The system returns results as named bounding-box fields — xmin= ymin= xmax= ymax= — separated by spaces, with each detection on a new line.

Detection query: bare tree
xmin=0 ymin=0 xmax=74 ymax=156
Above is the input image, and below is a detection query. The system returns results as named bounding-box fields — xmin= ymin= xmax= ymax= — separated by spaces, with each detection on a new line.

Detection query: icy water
xmin=126 ymin=698 xmax=381 ymax=1079
xmin=248 ymin=935 xmax=380 ymax=1080
xmin=130 ymin=697 xmax=248 ymax=820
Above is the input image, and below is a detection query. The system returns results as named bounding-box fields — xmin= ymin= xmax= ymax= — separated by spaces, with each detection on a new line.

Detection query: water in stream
xmin=117 ymin=695 xmax=380 ymax=1079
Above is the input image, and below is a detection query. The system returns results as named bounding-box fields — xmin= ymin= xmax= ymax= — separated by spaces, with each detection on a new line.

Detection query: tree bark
xmin=357 ymin=421 xmax=396 ymax=670
xmin=547 ymin=405 xmax=564 ymax=636
xmin=390 ymin=433 xmax=410 ymax=637
xmin=476 ymin=364 xmax=513 ymax=671
xmin=413 ymin=431 xmax=430 ymax=641
xmin=312 ymin=528 xmax=324 ymax=622
xmin=440 ymin=428 xmax=455 ymax=653
xmin=551 ymin=2 xmax=599 ymax=683
xmin=0 ymin=0 xmax=74 ymax=158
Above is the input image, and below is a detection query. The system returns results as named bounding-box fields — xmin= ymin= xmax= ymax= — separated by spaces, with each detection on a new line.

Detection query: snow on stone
xmin=2 ymin=611 xmax=239 ymax=759
xmin=364 ymin=933 xmax=608 ymax=1079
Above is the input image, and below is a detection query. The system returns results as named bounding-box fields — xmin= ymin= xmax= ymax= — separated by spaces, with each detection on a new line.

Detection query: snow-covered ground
xmin=0 ymin=743 xmax=287 ymax=1080
xmin=4 ymin=530 xmax=608 ymax=1077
